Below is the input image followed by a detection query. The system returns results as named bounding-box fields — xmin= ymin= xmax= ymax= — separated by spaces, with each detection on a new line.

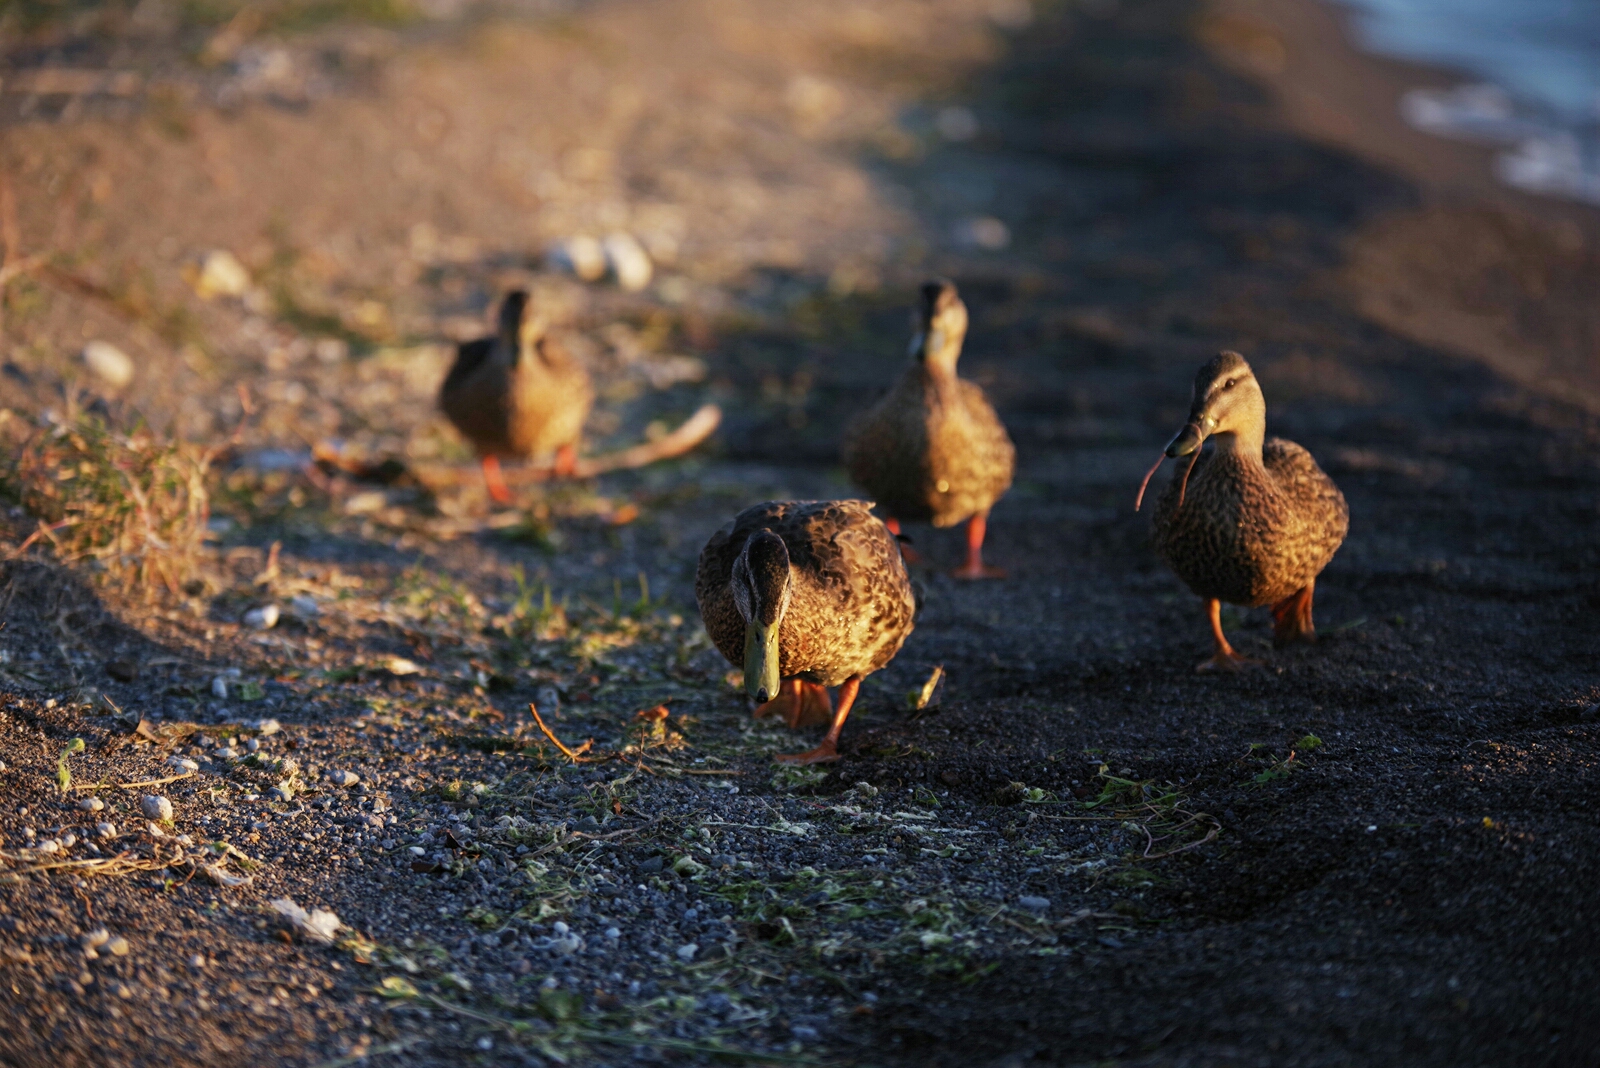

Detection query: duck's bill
xmin=743 ymin=620 xmax=782 ymax=704
xmin=1165 ymin=422 xmax=1207 ymax=457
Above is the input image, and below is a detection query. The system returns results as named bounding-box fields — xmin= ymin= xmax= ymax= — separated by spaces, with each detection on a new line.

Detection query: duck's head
xmin=729 ymin=530 xmax=793 ymax=703
xmin=910 ymin=279 xmax=968 ymax=372
xmin=496 ymin=289 xmax=549 ymax=363
xmin=1164 ymin=351 xmax=1266 ymax=458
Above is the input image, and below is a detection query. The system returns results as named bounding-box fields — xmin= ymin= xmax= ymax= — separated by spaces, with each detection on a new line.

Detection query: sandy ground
xmin=1 ymin=0 xmax=1599 ymax=1065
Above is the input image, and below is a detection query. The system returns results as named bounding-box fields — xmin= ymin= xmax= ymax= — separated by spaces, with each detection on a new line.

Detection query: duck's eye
xmin=1222 ymin=378 xmax=1236 ymax=391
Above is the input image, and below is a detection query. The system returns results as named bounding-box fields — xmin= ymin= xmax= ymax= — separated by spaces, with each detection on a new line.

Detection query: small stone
xmin=61 ymin=833 xmax=77 ymax=848
xmin=1018 ymin=895 xmax=1051 ymax=912
xmin=36 ymin=839 xmax=61 ymax=854
xmin=80 ymin=797 xmax=105 ymax=813
xmin=95 ymin=822 xmax=116 ymax=839
xmin=268 ymin=784 xmax=295 ymax=802
xmin=554 ymin=234 xmax=606 ymax=281
xmin=675 ymin=943 xmax=698 ymax=962
xmin=255 ymin=718 xmax=281 ymax=737
xmin=708 ymin=854 xmax=737 ymax=870
xmin=603 ymin=232 xmax=653 ymax=291
xmin=552 ymin=921 xmax=569 ymax=935
xmin=605 ymin=927 xmax=621 ymax=940
xmin=637 ymin=856 xmax=664 ymax=874
xmin=573 ymin=815 xmax=600 ymax=833
xmin=194 ymin=249 xmax=251 ymax=299
xmin=190 ymin=954 xmax=206 ymax=969
xmin=243 ymin=605 xmax=280 ymax=630
xmin=106 ymin=937 xmax=131 ymax=957
xmin=141 ymin=795 xmax=174 ymax=822
xmin=289 ymin=595 xmax=320 ymax=618
xmin=166 ymin=757 xmax=200 ymax=772
xmin=81 ymin=340 xmax=134 ymax=390
xmin=213 ymin=747 xmax=239 ymax=760
xmin=476 ymin=1037 xmax=493 ymax=1051
xmin=326 ymin=769 xmax=361 ymax=788
xmin=104 ymin=660 xmax=140 ymax=683
xmin=211 ymin=677 xmax=229 ymax=699
xmin=81 ymin=929 xmax=110 ymax=950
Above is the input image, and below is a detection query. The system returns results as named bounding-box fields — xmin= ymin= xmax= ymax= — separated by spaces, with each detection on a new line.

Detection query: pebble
xmin=1018 ymin=895 xmax=1051 ymax=912
xmin=61 ymin=833 xmax=77 ymax=848
xmin=194 ymin=249 xmax=251 ymax=299
xmin=80 ymin=797 xmax=105 ymax=813
xmin=289 ymin=595 xmax=320 ymax=618
xmin=637 ymin=856 xmax=664 ymax=874
xmin=211 ymin=677 xmax=229 ymax=699
xmin=326 ymin=769 xmax=361 ymax=787
xmin=605 ymin=927 xmax=621 ymax=940
xmin=106 ymin=937 xmax=131 ymax=957
xmin=255 ymin=718 xmax=281 ymax=737
xmin=81 ymin=340 xmax=135 ymax=390
xmin=36 ymin=839 xmax=61 ymax=854
xmin=603 ymin=232 xmax=653 ymax=291
xmin=141 ymin=795 xmax=174 ymax=822
xmin=95 ymin=822 xmax=117 ymax=839
xmin=268 ymin=784 xmax=295 ymax=802
xmin=213 ymin=748 xmax=239 ymax=760
xmin=190 ymin=954 xmax=206 ymax=969
xmin=81 ymin=929 xmax=110 ymax=950
xmin=676 ymin=943 xmax=698 ymax=962
xmin=243 ymin=605 xmax=280 ymax=630
xmin=167 ymin=757 xmax=200 ymax=772
xmin=708 ymin=854 xmax=737 ymax=869
xmin=555 ymin=234 xmax=607 ymax=281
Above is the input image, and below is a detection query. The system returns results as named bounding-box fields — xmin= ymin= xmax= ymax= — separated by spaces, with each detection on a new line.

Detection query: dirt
xmin=1 ymin=0 xmax=1599 ymax=1066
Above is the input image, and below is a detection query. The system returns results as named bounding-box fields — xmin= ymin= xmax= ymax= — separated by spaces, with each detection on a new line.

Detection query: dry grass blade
xmin=528 ymin=702 xmax=602 ymax=763
xmin=4 ymin=408 xmax=215 ymax=597
xmin=0 ymin=843 xmax=187 ymax=885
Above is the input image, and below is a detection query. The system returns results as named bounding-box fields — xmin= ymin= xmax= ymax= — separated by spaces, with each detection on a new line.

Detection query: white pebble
xmin=213 ymin=747 xmax=239 ymax=760
xmin=1018 ymin=895 xmax=1051 ymax=912
xmin=255 ymin=718 xmax=281 ymax=737
xmin=603 ymin=232 xmax=652 ymax=291
xmin=211 ymin=677 xmax=229 ymax=699
xmin=605 ymin=927 xmax=621 ymax=940
xmin=36 ymin=839 xmax=60 ymax=854
xmin=106 ymin=936 xmax=131 ymax=957
xmin=552 ymin=921 xmax=569 ymax=935
xmin=194 ymin=249 xmax=251 ymax=299
xmin=95 ymin=822 xmax=117 ymax=840
xmin=675 ymin=943 xmax=698 ymax=962
xmin=243 ymin=605 xmax=280 ymax=630
xmin=141 ymin=795 xmax=173 ymax=822
xmin=80 ymin=797 xmax=105 ymax=812
xmin=81 ymin=340 xmax=134 ymax=390
xmin=555 ymin=234 xmax=606 ymax=281
xmin=326 ymin=769 xmax=361 ymax=787
xmin=81 ymin=929 xmax=110 ymax=949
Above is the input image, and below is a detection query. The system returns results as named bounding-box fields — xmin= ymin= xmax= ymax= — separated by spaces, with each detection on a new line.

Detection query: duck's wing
xmin=1264 ymin=437 xmax=1350 ymax=562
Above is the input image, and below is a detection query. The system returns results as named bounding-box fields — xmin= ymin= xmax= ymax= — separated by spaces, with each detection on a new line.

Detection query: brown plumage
xmin=841 ymin=279 xmax=1015 ymax=579
xmin=695 ymin=499 xmax=916 ymax=764
xmin=439 ymin=289 xmax=594 ymax=503
xmin=1144 ymin=351 xmax=1349 ymax=671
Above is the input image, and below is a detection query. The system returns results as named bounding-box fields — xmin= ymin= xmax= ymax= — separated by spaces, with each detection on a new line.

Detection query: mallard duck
xmin=1137 ymin=351 xmax=1349 ymax=671
xmin=695 ymin=499 xmax=916 ymax=764
xmin=439 ymin=289 xmax=594 ymax=504
xmin=841 ymin=279 xmax=1015 ymax=579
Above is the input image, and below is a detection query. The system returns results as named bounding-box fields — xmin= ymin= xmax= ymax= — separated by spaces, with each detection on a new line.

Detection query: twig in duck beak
xmin=1134 ymin=452 xmax=1165 ymax=511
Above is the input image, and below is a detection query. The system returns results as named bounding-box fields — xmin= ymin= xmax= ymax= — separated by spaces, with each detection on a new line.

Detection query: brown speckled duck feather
xmin=695 ymin=500 xmax=916 ymax=687
xmin=842 ymin=281 xmax=1014 ymax=528
xmin=439 ymin=290 xmax=593 ymax=462
xmin=1153 ymin=438 xmax=1349 ymax=607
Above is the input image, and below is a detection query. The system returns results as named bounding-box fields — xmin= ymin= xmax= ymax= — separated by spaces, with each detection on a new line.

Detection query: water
xmin=1336 ymin=0 xmax=1600 ymax=204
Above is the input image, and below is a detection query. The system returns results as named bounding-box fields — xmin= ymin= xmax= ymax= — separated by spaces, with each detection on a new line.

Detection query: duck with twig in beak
xmin=695 ymin=499 xmax=916 ymax=764
xmin=439 ymin=289 xmax=594 ymax=504
xmin=1136 ymin=351 xmax=1349 ymax=672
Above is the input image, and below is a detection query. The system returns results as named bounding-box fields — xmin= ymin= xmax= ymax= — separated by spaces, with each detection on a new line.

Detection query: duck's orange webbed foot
xmin=1195 ymin=597 xmax=1262 ymax=673
xmin=1270 ymin=580 xmax=1317 ymax=648
xmin=774 ymin=676 xmax=860 ymax=765
xmin=885 ymin=517 xmax=923 ymax=565
xmin=950 ymin=511 xmax=1005 ymax=580
xmin=481 ymin=455 xmax=514 ymax=505
xmin=552 ymin=443 xmax=579 ymax=479
xmin=753 ymin=679 xmax=833 ymax=729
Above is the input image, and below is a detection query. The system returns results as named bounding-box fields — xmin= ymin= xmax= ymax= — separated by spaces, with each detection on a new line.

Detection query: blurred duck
xmin=439 ymin=289 xmax=593 ymax=504
xmin=696 ymin=499 xmax=916 ymax=764
xmin=1137 ymin=351 xmax=1349 ymax=671
xmin=842 ymin=279 xmax=1015 ymax=579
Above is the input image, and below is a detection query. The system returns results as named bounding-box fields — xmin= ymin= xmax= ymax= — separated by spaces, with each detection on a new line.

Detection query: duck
xmin=841 ymin=279 xmax=1015 ymax=579
xmin=1137 ymin=351 xmax=1349 ymax=672
xmin=695 ymin=499 xmax=916 ymax=764
xmin=438 ymin=289 xmax=594 ymax=504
